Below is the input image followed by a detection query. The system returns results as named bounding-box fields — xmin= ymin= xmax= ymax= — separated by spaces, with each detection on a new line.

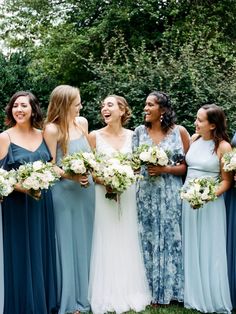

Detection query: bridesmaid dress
xmin=0 ymin=204 xmax=3 ymax=314
xmin=183 ymin=137 xmax=232 ymax=313
xmin=52 ymin=135 xmax=95 ymax=314
xmin=0 ymin=139 xmax=57 ymax=314
xmin=225 ymin=132 xmax=236 ymax=309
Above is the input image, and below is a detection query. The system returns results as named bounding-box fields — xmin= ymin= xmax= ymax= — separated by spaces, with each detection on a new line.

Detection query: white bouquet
xmin=61 ymin=151 xmax=100 ymax=175
xmin=180 ymin=177 xmax=218 ymax=209
xmin=61 ymin=151 xmax=101 ymax=187
xmin=0 ymin=168 xmax=17 ymax=199
xmin=98 ymin=155 xmax=137 ymax=201
xmin=132 ymin=144 xmax=169 ymax=170
xmin=222 ymin=148 xmax=236 ymax=172
xmin=16 ymin=161 xmax=60 ymax=200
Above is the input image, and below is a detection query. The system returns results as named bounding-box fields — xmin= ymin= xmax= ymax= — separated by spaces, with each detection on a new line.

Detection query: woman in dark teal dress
xmin=0 ymin=91 xmax=57 ymax=314
xmin=225 ymin=131 xmax=236 ymax=309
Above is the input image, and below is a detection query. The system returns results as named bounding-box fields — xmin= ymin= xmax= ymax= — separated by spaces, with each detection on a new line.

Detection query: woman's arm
xmin=0 ymin=132 xmax=11 ymax=160
xmin=87 ymin=131 xmax=96 ymax=150
xmin=217 ymin=140 xmax=233 ymax=196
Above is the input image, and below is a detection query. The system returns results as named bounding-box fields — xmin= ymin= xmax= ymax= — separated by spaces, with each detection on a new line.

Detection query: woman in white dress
xmin=88 ymin=95 xmax=151 ymax=314
xmin=0 ymin=204 xmax=3 ymax=314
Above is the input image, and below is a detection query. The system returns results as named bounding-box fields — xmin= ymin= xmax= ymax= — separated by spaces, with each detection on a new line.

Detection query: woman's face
xmin=101 ymin=96 xmax=123 ymax=125
xmin=69 ymin=95 xmax=82 ymax=119
xmin=194 ymin=108 xmax=215 ymax=138
xmin=144 ymin=95 xmax=163 ymax=124
xmin=12 ymin=95 xmax=32 ymax=125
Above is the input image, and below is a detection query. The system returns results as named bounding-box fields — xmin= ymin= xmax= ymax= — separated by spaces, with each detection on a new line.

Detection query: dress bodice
xmin=55 ymin=134 xmax=91 ymax=165
xmin=0 ymin=140 xmax=51 ymax=170
xmin=186 ymin=137 xmax=220 ymax=180
xmin=231 ymin=132 xmax=236 ymax=147
xmin=95 ymin=129 xmax=133 ymax=155
xmin=132 ymin=125 xmax=185 ymax=161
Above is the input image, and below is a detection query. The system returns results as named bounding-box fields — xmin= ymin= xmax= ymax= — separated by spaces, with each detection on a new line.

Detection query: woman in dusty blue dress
xmin=183 ymin=104 xmax=232 ymax=313
xmin=0 ymin=204 xmax=3 ymax=314
xmin=0 ymin=91 xmax=57 ymax=314
xmin=44 ymin=85 xmax=95 ymax=314
xmin=133 ymin=91 xmax=190 ymax=305
xmin=225 ymin=131 xmax=236 ymax=309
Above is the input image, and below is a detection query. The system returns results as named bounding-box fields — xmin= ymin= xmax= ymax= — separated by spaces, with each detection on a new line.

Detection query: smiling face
xmin=195 ymin=108 xmax=216 ymax=139
xmin=101 ymin=96 xmax=124 ymax=125
xmin=12 ymin=95 xmax=32 ymax=125
xmin=144 ymin=95 xmax=164 ymax=124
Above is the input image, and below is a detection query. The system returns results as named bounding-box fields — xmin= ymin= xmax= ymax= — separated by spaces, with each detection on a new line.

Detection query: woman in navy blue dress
xmin=0 ymin=91 xmax=57 ymax=314
xmin=225 ymin=132 xmax=236 ymax=309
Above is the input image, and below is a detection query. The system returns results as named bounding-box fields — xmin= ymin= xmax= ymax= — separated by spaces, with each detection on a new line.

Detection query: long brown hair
xmin=5 ymin=91 xmax=43 ymax=128
xmin=44 ymin=85 xmax=81 ymax=155
xmin=200 ymin=104 xmax=230 ymax=152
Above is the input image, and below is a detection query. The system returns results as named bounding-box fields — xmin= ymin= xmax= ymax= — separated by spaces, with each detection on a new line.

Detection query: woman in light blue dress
xmin=44 ymin=85 xmax=95 ymax=314
xmin=225 ymin=132 xmax=236 ymax=309
xmin=133 ymin=91 xmax=190 ymax=305
xmin=183 ymin=104 xmax=232 ymax=313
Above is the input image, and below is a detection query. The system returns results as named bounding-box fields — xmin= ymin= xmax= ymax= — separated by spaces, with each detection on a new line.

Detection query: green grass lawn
xmin=68 ymin=304 xmax=236 ymax=314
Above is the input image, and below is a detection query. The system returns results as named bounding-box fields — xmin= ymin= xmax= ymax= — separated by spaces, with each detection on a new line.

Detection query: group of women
xmin=0 ymin=85 xmax=235 ymax=314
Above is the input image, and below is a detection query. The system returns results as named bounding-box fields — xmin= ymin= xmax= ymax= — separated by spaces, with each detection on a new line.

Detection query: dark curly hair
xmin=5 ymin=91 xmax=43 ymax=128
xmin=145 ymin=91 xmax=176 ymax=132
xmin=200 ymin=104 xmax=230 ymax=152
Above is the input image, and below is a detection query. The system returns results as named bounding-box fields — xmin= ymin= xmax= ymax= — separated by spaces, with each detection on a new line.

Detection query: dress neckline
xmin=145 ymin=125 xmax=176 ymax=145
xmin=97 ymin=129 xmax=131 ymax=152
xmin=11 ymin=140 xmax=44 ymax=153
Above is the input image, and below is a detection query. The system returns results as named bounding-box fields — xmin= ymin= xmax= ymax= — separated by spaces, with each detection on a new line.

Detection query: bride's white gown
xmin=0 ymin=204 xmax=4 ymax=313
xmin=88 ymin=130 xmax=151 ymax=314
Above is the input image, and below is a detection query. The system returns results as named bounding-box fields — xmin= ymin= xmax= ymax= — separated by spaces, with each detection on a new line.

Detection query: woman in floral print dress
xmin=132 ymin=91 xmax=189 ymax=305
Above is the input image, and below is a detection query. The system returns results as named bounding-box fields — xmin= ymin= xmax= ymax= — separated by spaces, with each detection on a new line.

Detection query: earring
xmin=160 ymin=114 xmax=163 ymax=123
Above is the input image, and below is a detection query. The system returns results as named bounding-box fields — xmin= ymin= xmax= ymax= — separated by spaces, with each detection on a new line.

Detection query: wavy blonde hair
xmin=45 ymin=85 xmax=80 ymax=155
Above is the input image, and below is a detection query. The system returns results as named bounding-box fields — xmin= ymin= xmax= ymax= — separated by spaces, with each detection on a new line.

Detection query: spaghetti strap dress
xmin=52 ymin=135 xmax=95 ymax=314
xmin=0 ymin=140 xmax=57 ymax=314
xmin=225 ymin=132 xmax=236 ymax=309
xmin=0 ymin=203 xmax=3 ymax=314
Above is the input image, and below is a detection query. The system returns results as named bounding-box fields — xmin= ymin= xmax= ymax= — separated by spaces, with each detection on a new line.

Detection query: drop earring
xmin=160 ymin=114 xmax=163 ymax=123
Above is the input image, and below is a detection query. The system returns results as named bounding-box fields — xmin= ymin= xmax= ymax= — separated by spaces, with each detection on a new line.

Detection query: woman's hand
xmin=147 ymin=164 xmax=166 ymax=176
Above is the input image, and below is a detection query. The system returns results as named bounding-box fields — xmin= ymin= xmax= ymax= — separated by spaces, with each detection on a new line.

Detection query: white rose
xmin=33 ymin=160 xmax=44 ymax=171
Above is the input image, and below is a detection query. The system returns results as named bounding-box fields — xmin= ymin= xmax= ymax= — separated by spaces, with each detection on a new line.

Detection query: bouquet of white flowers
xmin=98 ymin=155 xmax=137 ymax=201
xmin=61 ymin=151 xmax=101 ymax=187
xmin=16 ymin=161 xmax=60 ymax=200
xmin=222 ymin=149 xmax=236 ymax=172
xmin=0 ymin=168 xmax=17 ymax=200
xmin=180 ymin=177 xmax=218 ymax=209
xmin=131 ymin=144 xmax=169 ymax=170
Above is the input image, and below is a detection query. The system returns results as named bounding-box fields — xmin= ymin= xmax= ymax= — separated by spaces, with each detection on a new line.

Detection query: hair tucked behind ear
xmin=145 ymin=91 xmax=176 ymax=132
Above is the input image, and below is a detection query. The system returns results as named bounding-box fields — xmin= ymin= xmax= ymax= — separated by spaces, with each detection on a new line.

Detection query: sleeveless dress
xmin=0 ymin=140 xmax=57 ymax=314
xmin=52 ymin=136 xmax=95 ymax=314
xmin=183 ymin=137 xmax=232 ymax=313
xmin=0 ymin=204 xmax=3 ymax=314
xmin=132 ymin=125 xmax=184 ymax=304
xmin=88 ymin=129 xmax=151 ymax=314
xmin=225 ymin=132 xmax=236 ymax=309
